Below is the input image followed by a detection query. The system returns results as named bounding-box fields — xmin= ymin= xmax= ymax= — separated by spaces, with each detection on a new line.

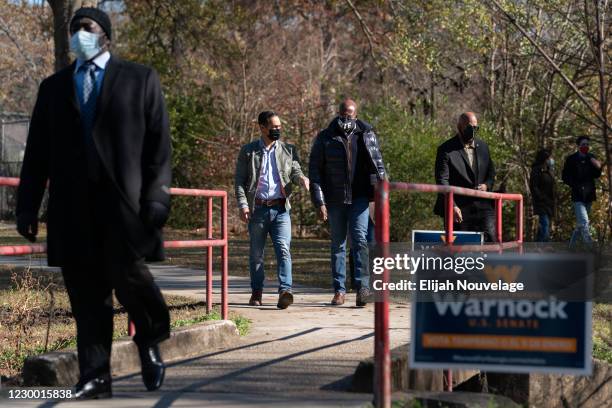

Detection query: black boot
xmin=138 ymin=344 xmax=165 ymax=391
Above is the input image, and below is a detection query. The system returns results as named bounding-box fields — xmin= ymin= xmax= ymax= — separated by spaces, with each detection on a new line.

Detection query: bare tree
xmin=487 ymin=0 xmax=611 ymax=234
xmin=46 ymin=0 xmax=96 ymax=71
xmin=0 ymin=0 xmax=53 ymax=112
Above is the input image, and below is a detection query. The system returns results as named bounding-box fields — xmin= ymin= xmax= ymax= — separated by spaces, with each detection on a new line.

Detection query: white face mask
xmin=70 ymin=30 xmax=102 ymax=61
xmin=547 ymin=158 xmax=555 ymax=167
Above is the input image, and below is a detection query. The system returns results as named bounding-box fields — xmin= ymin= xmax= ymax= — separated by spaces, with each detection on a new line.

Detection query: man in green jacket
xmin=235 ymin=111 xmax=309 ymax=309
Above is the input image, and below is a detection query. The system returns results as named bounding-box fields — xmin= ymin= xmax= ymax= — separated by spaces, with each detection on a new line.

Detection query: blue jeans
xmin=570 ymin=201 xmax=592 ymax=247
xmin=536 ymin=213 xmax=550 ymax=242
xmin=349 ymin=216 xmax=375 ymax=290
xmin=328 ymin=197 xmax=370 ymax=293
xmin=248 ymin=205 xmax=292 ymax=292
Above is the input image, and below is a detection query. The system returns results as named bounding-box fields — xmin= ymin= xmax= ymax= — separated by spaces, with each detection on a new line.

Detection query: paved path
xmin=2 ymin=261 xmax=411 ymax=407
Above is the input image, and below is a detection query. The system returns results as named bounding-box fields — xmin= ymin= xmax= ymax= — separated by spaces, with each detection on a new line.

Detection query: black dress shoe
xmin=138 ymin=344 xmax=165 ymax=391
xmin=74 ymin=377 xmax=112 ymax=400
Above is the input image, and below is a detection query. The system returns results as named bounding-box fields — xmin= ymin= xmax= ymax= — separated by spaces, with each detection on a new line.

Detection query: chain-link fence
xmin=0 ymin=115 xmax=29 ymax=219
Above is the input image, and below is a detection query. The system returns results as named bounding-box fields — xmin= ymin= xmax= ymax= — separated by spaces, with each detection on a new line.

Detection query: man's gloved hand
xmin=17 ymin=212 xmax=38 ymax=242
xmin=140 ymin=201 xmax=169 ymax=229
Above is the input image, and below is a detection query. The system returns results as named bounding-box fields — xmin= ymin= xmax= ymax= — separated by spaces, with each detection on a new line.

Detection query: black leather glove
xmin=17 ymin=212 xmax=38 ymax=243
xmin=140 ymin=201 xmax=169 ymax=229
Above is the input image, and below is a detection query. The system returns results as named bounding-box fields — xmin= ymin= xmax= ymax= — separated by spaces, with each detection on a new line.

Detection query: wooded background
xmin=1 ymin=0 xmax=609 ymax=241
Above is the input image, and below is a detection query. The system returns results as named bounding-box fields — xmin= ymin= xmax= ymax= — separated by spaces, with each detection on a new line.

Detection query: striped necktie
xmin=80 ymin=62 xmax=98 ymax=130
xmin=79 ymin=61 xmax=101 ymax=180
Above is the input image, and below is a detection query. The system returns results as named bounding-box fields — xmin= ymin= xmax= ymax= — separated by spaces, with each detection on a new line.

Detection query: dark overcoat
xmin=17 ymin=56 xmax=172 ymax=266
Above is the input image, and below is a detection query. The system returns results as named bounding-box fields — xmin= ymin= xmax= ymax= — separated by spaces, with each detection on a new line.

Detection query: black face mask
xmin=268 ymin=128 xmax=281 ymax=141
xmin=337 ymin=116 xmax=356 ymax=135
xmin=461 ymin=124 xmax=478 ymax=143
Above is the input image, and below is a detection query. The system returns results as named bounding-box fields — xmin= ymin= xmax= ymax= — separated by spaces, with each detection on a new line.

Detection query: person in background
xmin=17 ymin=7 xmax=171 ymax=399
xmin=309 ymin=99 xmax=386 ymax=306
xmin=530 ymin=148 xmax=556 ymax=242
xmin=562 ymin=136 xmax=602 ymax=247
xmin=234 ymin=111 xmax=309 ymax=309
xmin=434 ymin=112 xmax=496 ymax=242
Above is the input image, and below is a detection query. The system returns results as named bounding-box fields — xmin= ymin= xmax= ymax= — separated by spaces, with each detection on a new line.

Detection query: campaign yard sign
xmin=409 ymin=254 xmax=593 ymax=375
xmin=412 ymin=230 xmax=483 ymax=250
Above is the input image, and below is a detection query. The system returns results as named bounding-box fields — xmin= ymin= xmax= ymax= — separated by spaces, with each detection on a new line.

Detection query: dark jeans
xmin=570 ymin=201 xmax=593 ymax=247
xmin=247 ymin=205 xmax=292 ymax=292
xmin=328 ymin=197 xmax=370 ymax=293
xmin=349 ymin=216 xmax=375 ymax=290
xmin=62 ymin=180 xmax=169 ymax=384
xmin=536 ymin=213 xmax=551 ymax=242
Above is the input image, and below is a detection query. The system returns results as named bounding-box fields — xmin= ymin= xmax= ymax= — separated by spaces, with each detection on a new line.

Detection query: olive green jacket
xmin=234 ymin=139 xmax=305 ymax=212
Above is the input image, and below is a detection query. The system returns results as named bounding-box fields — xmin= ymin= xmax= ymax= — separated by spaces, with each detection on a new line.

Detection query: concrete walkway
xmin=2 ymin=261 xmax=411 ymax=407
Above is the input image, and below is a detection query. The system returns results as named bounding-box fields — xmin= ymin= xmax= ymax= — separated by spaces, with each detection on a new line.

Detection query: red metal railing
xmin=0 ymin=177 xmax=229 ymax=334
xmin=373 ymin=179 xmax=523 ymax=408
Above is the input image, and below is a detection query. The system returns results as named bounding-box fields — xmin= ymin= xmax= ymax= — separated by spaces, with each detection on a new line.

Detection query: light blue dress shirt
xmin=255 ymin=139 xmax=284 ymax=201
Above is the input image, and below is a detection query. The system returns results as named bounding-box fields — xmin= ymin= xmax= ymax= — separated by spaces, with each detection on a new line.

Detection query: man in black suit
xmin=16 ymin=8 xmax=171 ymax=399
xmin=434 ymin=112 xmax=496 ymax=242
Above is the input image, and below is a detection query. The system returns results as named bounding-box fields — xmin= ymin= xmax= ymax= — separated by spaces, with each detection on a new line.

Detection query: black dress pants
xmin=61 ymin=179 xmax=169 ymax=384
xmin=446 ymin=205 xmax=498 ymax=243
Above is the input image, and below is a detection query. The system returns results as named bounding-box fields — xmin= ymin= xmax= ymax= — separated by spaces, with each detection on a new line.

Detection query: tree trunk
xmin=46 ymin=0 xmax=96 ymax=72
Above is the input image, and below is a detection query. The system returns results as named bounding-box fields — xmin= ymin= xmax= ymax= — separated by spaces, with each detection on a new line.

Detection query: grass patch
xmin=593 ymin=303 xmax=612 ymax=363
xmin=0 ymin=265 xmax=248 ymax=382
xmin=172 ymin=307 xmax=250 ymax=336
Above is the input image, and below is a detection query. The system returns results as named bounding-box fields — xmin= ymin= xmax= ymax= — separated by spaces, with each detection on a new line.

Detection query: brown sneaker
xmin=277 ymin=290 xmax=294 ymax=309
xmin=249 ymin=290 xmax=262 ymax=306
xmin=331 ymin=292 xmax=345 ymax=305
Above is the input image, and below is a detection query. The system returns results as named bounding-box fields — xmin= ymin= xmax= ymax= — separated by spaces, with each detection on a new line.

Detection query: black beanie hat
xmin=71 ymin=7 xmax=112 ymax=40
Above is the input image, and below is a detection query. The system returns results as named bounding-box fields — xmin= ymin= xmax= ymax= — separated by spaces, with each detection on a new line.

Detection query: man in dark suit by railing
xmin=434 ymin=112 xmax=497 ymax=242
xmin=16 ymin=7 xmax=171 ymax=399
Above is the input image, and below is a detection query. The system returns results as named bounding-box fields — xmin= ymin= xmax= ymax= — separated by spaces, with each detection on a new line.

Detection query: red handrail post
xmin=374 ymin=179 xmax=391 ymax=408
xmin=128 ymin=315 xmax=135 ymax=337
xmin=445 ymin=191 xmax=454 ymax=244
xmin=206 ymin=197 xmax=214 ymax=314
xmin=374 ymin=178 xmax=390 ymax=256
xmin=444 ymin=190 xmax=454 ymax=391
xmin=516 ymin=198 xmax=524 ymax=243
xmin=495 ymin=198 xmax=503 ymax=243
xmin=0 ymin=244 xmax=46 ymax=255
xmin=221 ymin=193 xmax=229 ymax=320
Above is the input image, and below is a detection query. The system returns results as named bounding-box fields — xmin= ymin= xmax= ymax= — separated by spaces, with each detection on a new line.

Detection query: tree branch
xmin=485 ymin=0 xmax=611 ymax=131
xmin=344 ymin=0 xmax=384 ymax=71
xmin=0 ymin=14 xmax=38 ymax=72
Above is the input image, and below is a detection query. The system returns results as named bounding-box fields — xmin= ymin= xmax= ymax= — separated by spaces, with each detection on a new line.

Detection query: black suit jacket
xmin=433 ymin=135 xmax=495 ymax=217
xmin=17 ymin=56 xmax=172 ymax=266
